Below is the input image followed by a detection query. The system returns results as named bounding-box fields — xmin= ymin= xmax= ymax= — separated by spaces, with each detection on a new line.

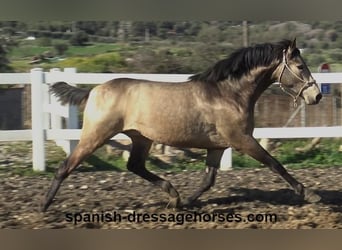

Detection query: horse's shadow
xmin=144 ymin=188 xmax=342 ymax=213
xmin=201 ymin=188 xmax=342 ymax=212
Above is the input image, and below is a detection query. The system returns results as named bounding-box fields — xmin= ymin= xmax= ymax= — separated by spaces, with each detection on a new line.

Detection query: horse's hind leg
xmin=41 ymin=123 xmax=117 ymax=212
xmin=127 ymin=136 xmax=181 ymax=208
xmin=182 ymin=149 xmax=224 ymax=206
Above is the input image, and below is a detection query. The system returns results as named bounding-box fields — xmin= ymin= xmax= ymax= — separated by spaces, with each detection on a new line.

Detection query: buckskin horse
xmin=41 ymin=39 xmax=322 ymax=212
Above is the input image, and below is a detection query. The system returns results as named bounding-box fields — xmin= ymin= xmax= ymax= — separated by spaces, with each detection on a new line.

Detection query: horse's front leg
xmin=234 ymin=134 xmax=320 ymax=203
xmin=182 ymin=149 xmax=224 ymax=206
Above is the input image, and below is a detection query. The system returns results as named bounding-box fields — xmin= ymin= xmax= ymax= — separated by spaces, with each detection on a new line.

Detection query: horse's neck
xmin=220 ymin=67 xmax=276 ymax=110
xmin=244 ymin=66 xmax=278 ymax=106
xmin=252 ymin=76 xmax=275 ymax=104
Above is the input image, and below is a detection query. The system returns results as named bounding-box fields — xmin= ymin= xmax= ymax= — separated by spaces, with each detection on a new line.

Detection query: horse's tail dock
xmin=50 ymin=82 xmax=90 ymax=106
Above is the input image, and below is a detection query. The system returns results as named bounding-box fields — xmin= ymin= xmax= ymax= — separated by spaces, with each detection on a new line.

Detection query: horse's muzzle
xmin=315 ymin=93 xmax=323 ymax=104
xmin=306 ymin=93 xmax=322 ymax=105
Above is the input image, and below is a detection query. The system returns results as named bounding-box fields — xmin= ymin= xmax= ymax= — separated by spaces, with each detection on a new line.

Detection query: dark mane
xmin=189 ymin=40 xmax=294 ymax=84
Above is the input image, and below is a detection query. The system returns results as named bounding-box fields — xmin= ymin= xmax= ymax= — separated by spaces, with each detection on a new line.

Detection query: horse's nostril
xmin=316 ymin=93 xmax=322 ymax=103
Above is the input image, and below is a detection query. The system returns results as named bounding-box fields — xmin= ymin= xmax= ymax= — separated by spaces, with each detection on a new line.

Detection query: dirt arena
xmin=0 ymin=165 xmax=341 ymax=229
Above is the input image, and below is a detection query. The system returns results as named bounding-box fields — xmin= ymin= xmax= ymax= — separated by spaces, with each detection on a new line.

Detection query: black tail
xmin=50 ymin=82 xmax=90 ymax=106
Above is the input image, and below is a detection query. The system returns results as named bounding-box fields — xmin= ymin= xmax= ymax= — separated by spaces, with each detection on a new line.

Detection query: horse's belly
xmin=123 ymin=93 xmax=229 ymax=148
xmin=166 ymin=135 xmax=228 ymax=149
xmin=133 ymin=122 xmax=229 ymax=149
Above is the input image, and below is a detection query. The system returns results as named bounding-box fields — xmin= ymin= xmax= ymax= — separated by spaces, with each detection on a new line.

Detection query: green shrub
xmin=56 ymin=52 xmax=125 ymax=72
xmin=54 ymin=42 xmax=69 ymax=56
xmin=69 ymin=31 xmax=89 ymax=46
xmin=37 ymin=37 xmax=52 ymax=47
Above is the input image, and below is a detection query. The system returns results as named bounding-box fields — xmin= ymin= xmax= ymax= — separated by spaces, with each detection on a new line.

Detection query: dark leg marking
xmin=182 ymin=149 xmax=224 ymax=206
xmin=127 ymin=136 xmax=180 ymax=208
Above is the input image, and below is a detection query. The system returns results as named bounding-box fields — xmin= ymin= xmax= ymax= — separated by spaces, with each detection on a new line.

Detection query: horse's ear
xmin=285 ymin=38 xmax=297 ymax=58
xmin=290 ymin=38 xmax=297 ymax=49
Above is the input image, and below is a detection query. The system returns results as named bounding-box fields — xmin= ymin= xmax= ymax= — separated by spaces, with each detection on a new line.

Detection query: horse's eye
xmin=297 ymin=65 xmax=304 ymax=70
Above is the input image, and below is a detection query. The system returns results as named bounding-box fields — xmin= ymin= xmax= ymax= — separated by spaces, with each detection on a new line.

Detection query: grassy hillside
xmin=8 ymin=42 xmax=342 ymax=74
xmin=9 ymin=41 xmax=342 ymax=74
xmin=6 ymin=21 xmax=342 ymax=74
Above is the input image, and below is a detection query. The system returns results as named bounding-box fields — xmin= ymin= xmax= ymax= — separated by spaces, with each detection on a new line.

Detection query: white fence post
xmin=30 ymin=68 xmax=46 ymax=171
xmin=49 ymin=68 xmax=64 ymax=148
xmin=63 ymin=68 xmax=79 ymax=155
xmin=220 ymin=148 xmax=232 ymax=171
xmin=49 ymin=68 xmax=79 ymax=156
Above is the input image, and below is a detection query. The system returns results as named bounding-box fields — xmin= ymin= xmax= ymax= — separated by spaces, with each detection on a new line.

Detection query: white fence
xmin=1 ymin=68 xmax=342 ymax=171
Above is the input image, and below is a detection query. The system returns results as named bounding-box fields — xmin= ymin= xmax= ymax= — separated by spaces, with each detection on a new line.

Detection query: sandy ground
xmin=0 ymin=166 xmax=341 ymax=229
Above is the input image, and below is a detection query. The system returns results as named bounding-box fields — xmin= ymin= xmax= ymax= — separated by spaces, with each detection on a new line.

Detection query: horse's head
xmin=276 ymin=38 xmax=322 ymax=106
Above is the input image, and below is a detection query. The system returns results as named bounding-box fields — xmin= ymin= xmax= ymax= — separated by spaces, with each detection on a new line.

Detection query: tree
xmin=157 ymin=21 xmax=176 ymax=39
xmin=131 ymin=22 xmax=157 ymax=41
xmin=326 ymin=30 xmax=338 ymax=42
xmin=54 ymin=42 xmax=69 ymax=56
xmin=197 ymin=25 xmax=224 ymax=44
xmin=0 ymin=36 xmax=16 ymax=72
xmin=69 ymin=31 xmax=89 ymax=46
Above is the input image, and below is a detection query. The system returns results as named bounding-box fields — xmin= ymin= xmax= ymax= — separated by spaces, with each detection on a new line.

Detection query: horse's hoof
xmin=180 ymin=197 xmax=193 ymax=207
xmin=166 ymin=196 xmax=180 ymax=209
xmin=304 ymin=189 xmax=321 ymax=203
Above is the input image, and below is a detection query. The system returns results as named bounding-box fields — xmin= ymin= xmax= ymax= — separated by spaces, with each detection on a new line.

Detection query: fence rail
xmin=1 ymin=68 xmax=342 ymax=171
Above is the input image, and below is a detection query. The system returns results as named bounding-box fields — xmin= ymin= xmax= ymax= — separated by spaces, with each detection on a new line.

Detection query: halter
xmin=278 ymin=49 xmax=315 ymax=107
